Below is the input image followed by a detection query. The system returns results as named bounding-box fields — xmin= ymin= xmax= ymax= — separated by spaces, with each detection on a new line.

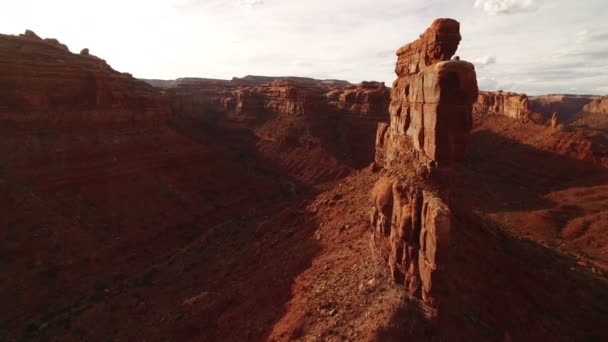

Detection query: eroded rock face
xmin=144 ymin=76 xmax=391 ymax=176
xmin=551 ymin=112 xmax=560 ymax=129
xmin=326 ymin=81 xmax=391 ymax=117
xmin=0 ymin=30 xmax=168 ymax=123
xmin=529 ymin=94 xmax=603 ymax=121
xmin=148 ymin=76 xmax=389 ymax=122
xmin=370 ymin=18 xmax=477 ymax=310
xmin=474 ymin=91 xmax=530 ymax=122
xmin=394 ymin=19 xmax=462 ymax=77
xmin=584 ymin=96 xmax=608 ymax=114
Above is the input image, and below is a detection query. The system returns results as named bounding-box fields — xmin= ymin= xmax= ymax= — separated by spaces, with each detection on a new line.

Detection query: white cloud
xmin=236 ymin=0 xmax=264 ymax=9
xmin=594 ymin=86 xmax=608 ymax=93
xmin=474 ymin=56 xmax=497 ymax=66
xmin=577 ymin=28 xmax=608 ymax=42
xmin=474 ymin=0 xmax=540 ymax=15
xmin=2 ymin=0 xmax=607 ymax=95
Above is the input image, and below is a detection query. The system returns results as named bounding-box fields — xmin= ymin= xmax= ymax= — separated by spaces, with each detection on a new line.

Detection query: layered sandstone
xmin=144 ymin=76 xmax=388 ymax=121
xmin=144 ymin=76 xmax=390 ymax=176
xmin=474 ymin=91 xmax=530 ymax=121
xmin=584 ymin=96 xmax=608 ymax=114
xmin=529 ymin=94 xmax=603 ymax=121
xmin=370 ymin=19 xmax=478 ymax=310
xmin=0 ymin=30 xmax=168 ymax=123
xmin=326 ymin=81 xmax=391 ymax=117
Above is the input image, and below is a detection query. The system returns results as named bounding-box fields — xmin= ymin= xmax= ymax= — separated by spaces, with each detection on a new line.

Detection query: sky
xmin=1 ymin=0 xmax=607 ymax=95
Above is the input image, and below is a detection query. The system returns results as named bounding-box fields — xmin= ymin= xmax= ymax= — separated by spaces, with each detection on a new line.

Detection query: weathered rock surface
xmin=584 ymin=96 xmax=608 ymax=114
xmin=529 ymin=94 xmax=603 ymax=121
xmin=143 ymin=76 xmax=390 ymax=181
xmin=551 ymin=112 xmax=559 ymax=129
xmin=394 ymin=19 xmax=461 ymax=78
xmin=143 ymin=76 xmax=387 ymax=122
xmin=474 ymin=91 xmax=530 ymax=122
xmin=370 ymin=18 xmax=478 ymax=310
xmin=0 ymin=30 xmax=168 ymax=123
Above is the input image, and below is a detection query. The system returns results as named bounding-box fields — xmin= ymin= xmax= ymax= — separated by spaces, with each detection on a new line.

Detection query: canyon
xmin=1 ymin=19 xmax=608 ymax=342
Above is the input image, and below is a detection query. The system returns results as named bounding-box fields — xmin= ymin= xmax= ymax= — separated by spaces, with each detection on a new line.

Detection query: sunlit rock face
xmin=0 ymin=30 xmax=169 ymax=123
xmin=584 ymin=96 xmax=608 ymax=114
xmin=474 ymin=91 xmax=530 ymax=122
xmin=142 ymin=76 xmax=391 ymax=177
xmin=370 ymin=18 xmax=478 ymax=311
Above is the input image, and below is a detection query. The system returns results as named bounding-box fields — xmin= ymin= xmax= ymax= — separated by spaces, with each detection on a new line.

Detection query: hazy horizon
xmin=3 ymin=0 xmax=607 ymax=96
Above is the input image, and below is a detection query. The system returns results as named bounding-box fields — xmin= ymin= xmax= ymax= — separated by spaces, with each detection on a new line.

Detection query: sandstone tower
xmin=370 ymin=18 xmax=478 ymax=312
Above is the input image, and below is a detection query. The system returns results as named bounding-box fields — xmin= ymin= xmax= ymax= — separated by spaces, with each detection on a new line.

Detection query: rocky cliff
xmin=584 ymin=96 xmax=608 ymax=114
xmin=529 ymin=94 xmax=603 ymax=122
xmin=370 ymin=18 xmax=478 ymax=311
xmin=145 ymin=76 xmax=391 ymax=181
xmin=0 ymin=30 xmax=168 ymax=124
xmin=474 ymin=91 xmax=529 ymax=121
xmin=145 ymin=76 xmax=388 ymax=121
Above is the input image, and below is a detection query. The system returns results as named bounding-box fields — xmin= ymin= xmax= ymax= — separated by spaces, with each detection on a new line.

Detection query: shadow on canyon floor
xmin=376 ymin=207 xmax=608 ymax=342
xmin=0 ymin=118 xmax=328 ymax=341
xmin=457 ymin=129 xmax=608 ymax=214
xmin=377 ymin=128 xmax=608 ymax=341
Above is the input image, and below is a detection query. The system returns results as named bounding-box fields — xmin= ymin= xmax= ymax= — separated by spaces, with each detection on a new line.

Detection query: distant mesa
xmin=474 ymin=90 xmax=530 ymax=122
xmin=21 ymin=29 xmax=41 ymax=40
xmin=0 ymin=30 xmax=168 ymax=120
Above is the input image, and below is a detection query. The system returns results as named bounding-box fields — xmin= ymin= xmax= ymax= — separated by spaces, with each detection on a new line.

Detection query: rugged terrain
xmin=1 ymin=20 xmax=608 ymax=342
xmin=143 ymin=76 xmax=390 ymax=182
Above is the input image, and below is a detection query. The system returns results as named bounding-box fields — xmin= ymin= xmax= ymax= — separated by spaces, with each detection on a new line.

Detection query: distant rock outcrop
xmin=584 ymin=96 xmax=608 ymax=114
xmin=370 ymin=19 xmax=478 ymax=311
xmin=143 ymin=76 xmax=391 ymax=176
xmin=474 ymin=91 xmax=530 ymax=122
xmin=529 ymin=94 xmax=603 ymax=121
xmin=0 ymin=30 xmax=168 ymax=123
xmin=551 ymin=112 xmax=560 ymax=129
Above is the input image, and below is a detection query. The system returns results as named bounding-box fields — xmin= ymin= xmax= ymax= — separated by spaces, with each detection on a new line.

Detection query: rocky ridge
xmin=145 ymin=75 xmax=391 ymax=181
xmin=584 ymin=96 xmax=608 ymax=114
xmin=529 ymin=94 xmax=604 ymax=122
xmin=0 ymin=30 xmax=168 ymax=124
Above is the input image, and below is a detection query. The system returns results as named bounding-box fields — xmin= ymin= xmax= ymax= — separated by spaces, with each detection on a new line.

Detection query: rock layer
xmin=474 ymin=91 xmax=530 ymax=122
xmin=529 ymin=94 xmax=603 ymax=121
xmin=370 ymin=18 xmax=478 ymax=310
xmin=0 ymin=30 xmax=168 ymax=123
xmin=551 ymin=112 xmax=559 ymax=129
xmin=584 ymin=96 xmax=608 ymax=114
xmin=145 ymin=76 xmax=391 ymax=179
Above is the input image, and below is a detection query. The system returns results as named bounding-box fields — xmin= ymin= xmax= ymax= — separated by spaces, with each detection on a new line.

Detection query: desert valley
xmin=1 ymin=12 xmax=608 ymax=342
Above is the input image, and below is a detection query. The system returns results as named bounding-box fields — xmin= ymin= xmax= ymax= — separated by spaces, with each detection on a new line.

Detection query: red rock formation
xmin=326 ymin=81 xmax=391 ymax=117
xmin=474 ymin=91 xmax=530 ymax=122
xmin=529 ymin=94 xmax=602 ymax=121
xmin=151 ymin=77 xmax=389 ymax=122
xmin=370 ymin=18 xmax=478 ymax=310
xmin=584 ymin=96 xmax=608 ymax=114
xmin=551 ymin=112 xmax=559 ymax=129
xmin=0 ymin=30 xmax=168 ymax=123
xmin=144 ymin=76 xmax=391 ymax=180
